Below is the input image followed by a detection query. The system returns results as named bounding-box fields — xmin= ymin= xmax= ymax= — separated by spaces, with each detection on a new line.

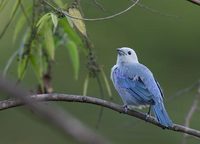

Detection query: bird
xmin=111 ymin=47 xmax=173 ymax=127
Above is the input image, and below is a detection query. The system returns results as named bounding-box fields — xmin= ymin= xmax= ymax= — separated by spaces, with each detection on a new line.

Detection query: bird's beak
xmin=117 ymin=48 xmax=126 ymax=55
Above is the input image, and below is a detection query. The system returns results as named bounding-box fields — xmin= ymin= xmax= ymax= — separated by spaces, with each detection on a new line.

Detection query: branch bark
xmin=1 ymin=93 xmax=200 ymax=139
xmin=0 ymin=77 xmax=108 ymax=144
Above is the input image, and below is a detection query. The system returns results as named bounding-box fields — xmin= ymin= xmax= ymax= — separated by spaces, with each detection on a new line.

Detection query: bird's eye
xmin=128 ymin=51 xmax=131 ymax=55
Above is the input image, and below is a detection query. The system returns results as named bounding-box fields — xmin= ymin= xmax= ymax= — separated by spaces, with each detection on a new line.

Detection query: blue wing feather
xmin=154 ymin=79 xmax=164 ymax=98
xmin=113 ymin=67 xmax=154 ymax=105
xmin=127 ymin=78 xmax=153 ymax=103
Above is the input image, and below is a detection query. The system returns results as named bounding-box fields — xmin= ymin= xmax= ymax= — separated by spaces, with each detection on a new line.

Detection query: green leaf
xmin=68 ymin=7 xmax=87 ymax=37
xmin=44 ymin=23 xmax=55 ymax=60
xmin=29 ymin=51 xmax=43 ymax=87
xmin=0 ymin=0 xmax=8 ymax=12
xmin=36 ymin=13 xmax=51 ymax=33
xmin=30 ymin=54 xmax=42 ymax=78
xmin=17 ymin=55 xmax=28 ymax=80
xmin=13 ymin=13 xmax=26 ymax=42
xmin=59 ymin=19 xmax=82 ymax=47
xmin=66 ymin=40 xmax=79 ymax=79
xmin=3 ymin=51 xmax=18 ymax=77
xmin=11 ymin=0 xmax=19 ymax=18
xmin=83 ymin=74 xmax=89 ymax=96
xmin=13 ymin=4 xmax=32 ymax=42
xmin=100 ymin=68 xmax=112 ymax=98
xmin=66 ymin=16 xmax=74 ymax=28
xmin=17 ymin=28 xmax=30 ymax=80
xmin=53 ymin=0 xmax=64 ymax=8
xmin=50 ymin=13 xmax=58 ymax=33
xmin=37 ymin=13 xmax=56 ymax=60
xmin=41 ymin=55 xmax=48 ymax=75
xmin=53 ymin=0 xmax=68 ymax=9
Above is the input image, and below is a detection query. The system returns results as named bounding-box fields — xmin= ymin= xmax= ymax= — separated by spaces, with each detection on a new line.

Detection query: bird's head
xmin=116 ymin=47 xmax=139 ymax=65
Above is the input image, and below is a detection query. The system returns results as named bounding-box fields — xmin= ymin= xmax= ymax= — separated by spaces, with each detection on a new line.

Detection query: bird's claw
xmin=123 ymin=105 xmax=129 ymax=113
xmin=145 ymin=113 xmax=150 ymax=121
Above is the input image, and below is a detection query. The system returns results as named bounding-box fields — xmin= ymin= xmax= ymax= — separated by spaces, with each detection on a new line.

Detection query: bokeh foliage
xmin=1 ymin=0 xmax=111 ymax=95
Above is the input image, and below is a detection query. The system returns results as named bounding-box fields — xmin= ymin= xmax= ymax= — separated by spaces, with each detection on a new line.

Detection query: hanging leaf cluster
xmin=1 ymin=0 xmax=112 ymax=97
xmin=2 ymin=0 xmax=83 ymax=85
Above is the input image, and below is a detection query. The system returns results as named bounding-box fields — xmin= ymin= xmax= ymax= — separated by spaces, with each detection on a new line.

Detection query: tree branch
xmin=182 ymin=95 xmax=199 ymax=144
xmin=0 ymin=93 xmax=200 ymax=139
xmin=187 ymin=0 xmax=200 ymax=6
xmin=93 ymin=0 xmax=106 ymax=11
xmin=0 ymin=77 xmax=108 ymax=144
xmin=43 ymin=0 xmax=140 ymax=21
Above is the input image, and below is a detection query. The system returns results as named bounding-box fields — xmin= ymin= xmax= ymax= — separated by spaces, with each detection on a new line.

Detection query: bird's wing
xmin=113 ymin=66 xmax=155 ymax=104
xmin=154 ymin=79 xmax=164 ymax=98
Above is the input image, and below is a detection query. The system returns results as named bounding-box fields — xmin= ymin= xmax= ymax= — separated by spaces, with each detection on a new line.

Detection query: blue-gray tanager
xmin=111 ymin=47 xmax=173 ymax=127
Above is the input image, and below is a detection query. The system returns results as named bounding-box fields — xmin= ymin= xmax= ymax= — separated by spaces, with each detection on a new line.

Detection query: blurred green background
xmin=0 ymin=0 xmax=200 ymax=144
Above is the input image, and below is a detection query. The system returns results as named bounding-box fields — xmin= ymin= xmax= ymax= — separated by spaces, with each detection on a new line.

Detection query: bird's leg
xmin=148 ymin=105 xmax=151 ymax=116
xmin=145 ymin=105 xmax=151 ymax=121
xmin=123 ymin=104 xmax=129 ymax=113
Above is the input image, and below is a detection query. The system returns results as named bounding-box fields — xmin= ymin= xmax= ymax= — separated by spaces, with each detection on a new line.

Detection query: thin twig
xmin=43 ymin=0 xmax=139 ymax=21
xmin=134 ymin=1 xmax=178 ymax=18
xmin=0 ymin=76 xmax=108 ymax=144
xmin=182 ymin=85 xmax=200 ymax=144
xmin=168 ymin=80 xmax=200 ymax=101
xmin=1 ymin=93 xmax=200 ymax=138
xmin=93 ymin=0 xmax=106 ymax=11
xmin=19 ymin=0 xmax=31 ymax=25
xmin=17 ymin=0 xmax=38 ymax=83
xmin=184 ymin=98 xmax=198 ymax=129
xmin=182 ymin=95 xmax=199 ymax=144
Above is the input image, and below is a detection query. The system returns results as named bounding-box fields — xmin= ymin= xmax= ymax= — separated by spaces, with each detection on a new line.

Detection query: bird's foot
xmin=145 ymin=113 xmax=150 ymax=121
xmin=123 ymin=105 xmax=129 ymax=113
xmin=145 ymin=105 xmax=152 ymax=121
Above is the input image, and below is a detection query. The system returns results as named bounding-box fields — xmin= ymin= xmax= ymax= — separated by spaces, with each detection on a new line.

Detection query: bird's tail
xmin=152 ymin=102 xmax=173 ymax=127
